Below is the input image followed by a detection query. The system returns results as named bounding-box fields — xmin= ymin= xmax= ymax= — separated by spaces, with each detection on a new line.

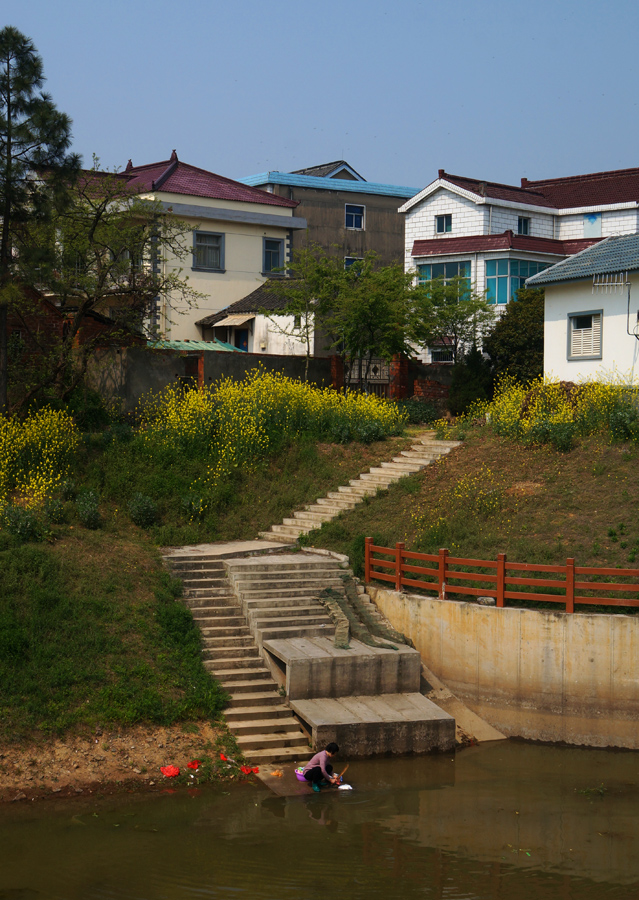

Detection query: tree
xmin=0 ymin=26 xmax=80 ymax=412
xmin=10 ymin=163 xmax=203 ymax=409
xmin=448 ymin=345 xmax=493 ymax=415
xmin=409 ymin=275 xmax=495 ymax=363
xmin=482 ymin=286 xmax=544 ymax=383
xmin=261 ymin=243 xmax=345 ymax=381
xmin=326 ymin=255 xmax=416 ymax=391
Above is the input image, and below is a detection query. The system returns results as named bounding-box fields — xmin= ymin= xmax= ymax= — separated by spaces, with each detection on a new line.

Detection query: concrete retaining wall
xmin=368 ymin=585 xmax=639 ymax=749
xmin=86 ymin=347 xmax=332 ymax=411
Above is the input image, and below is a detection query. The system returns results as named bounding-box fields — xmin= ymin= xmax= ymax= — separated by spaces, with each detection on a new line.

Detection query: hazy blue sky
xmin=4 ymin=0 xmax=638 ymax=191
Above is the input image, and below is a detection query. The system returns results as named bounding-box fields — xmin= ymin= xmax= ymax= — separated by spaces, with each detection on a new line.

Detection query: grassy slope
xmin=303 ymin=427 xmax=639 ymax=573
xmin=0 ymin=431 xmax=418 ymax=740
xmin=7 ymin=423 xmax=636 ymax=741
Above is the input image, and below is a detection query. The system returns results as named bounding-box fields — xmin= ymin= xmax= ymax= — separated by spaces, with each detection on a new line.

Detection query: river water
xmin=1 ymin=742 xmax=638 ymax=899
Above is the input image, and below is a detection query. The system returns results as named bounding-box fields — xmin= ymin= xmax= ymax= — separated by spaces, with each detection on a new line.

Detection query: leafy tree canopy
xmin=482 ymin=286 xmax=544 ymax=384
xmin=409 ymin=275 xmax=495 ymax=364
xmin=10 ymin=162 xmax=203 ymax=410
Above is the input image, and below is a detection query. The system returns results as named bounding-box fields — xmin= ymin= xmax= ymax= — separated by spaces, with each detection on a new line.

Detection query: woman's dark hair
xmin=325 ymin=742 xmax=339 ymax=754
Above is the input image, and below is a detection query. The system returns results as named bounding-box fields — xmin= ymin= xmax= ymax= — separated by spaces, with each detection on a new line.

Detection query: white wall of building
xmin=544 ymin=275 xmax=639 ymax=381
xmin=145 ymin=191 xmax=294 ymax=341
xmin=557 ymin=208 xmax=639 ymax=241
xmin=252 ymin=314 xmax=310 ymax=356
xmin=487 ymin=204 xmax=555 ymax=238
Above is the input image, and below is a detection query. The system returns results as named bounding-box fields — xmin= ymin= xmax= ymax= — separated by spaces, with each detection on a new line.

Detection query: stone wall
xmin=368 ymin=585 xmax=639 ymax=749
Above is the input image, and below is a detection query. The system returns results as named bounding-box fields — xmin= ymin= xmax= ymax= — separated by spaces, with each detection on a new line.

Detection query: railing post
xmin=566 ymin=558 xmax=575 ymax=613
xmin=496 ymin=553 xmax=506 ymax=607
xmin=365 ymin=537 xmax=372 ymax=584
xmin=395 ymin=542 xmax=405 ymax=591
xmin=438 ymin=548 xmax=448 ymax=599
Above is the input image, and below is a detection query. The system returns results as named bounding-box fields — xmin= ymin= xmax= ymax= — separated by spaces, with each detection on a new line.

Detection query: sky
xmin=3 ymin=0 xmax=639 ymax=191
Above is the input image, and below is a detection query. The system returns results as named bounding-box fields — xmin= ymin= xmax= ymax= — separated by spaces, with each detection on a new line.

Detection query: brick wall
xmin=413 ymin=377 xmax=450 ymax=403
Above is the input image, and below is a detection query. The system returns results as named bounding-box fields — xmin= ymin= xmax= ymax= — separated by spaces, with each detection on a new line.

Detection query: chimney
xmin=125 ymin=159 xmax=132 ymax=172
xmin=438 ymin=169 xmax=446 ymax=179
xmin=170 ymin=149 xmax=178 ymax=162
xmin=521 ymin=177 xmax=529 ymax=188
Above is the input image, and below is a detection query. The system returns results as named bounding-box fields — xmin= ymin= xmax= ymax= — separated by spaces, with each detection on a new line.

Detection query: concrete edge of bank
xmin=367 ymin=584 xmax=639 ymax=749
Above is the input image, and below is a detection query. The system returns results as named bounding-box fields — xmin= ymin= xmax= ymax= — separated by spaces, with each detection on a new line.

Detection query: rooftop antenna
xmin=592 ymin=271 xmax=639 ymax=339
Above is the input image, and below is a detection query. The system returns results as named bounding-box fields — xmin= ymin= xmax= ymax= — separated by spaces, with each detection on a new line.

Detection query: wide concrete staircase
xmin=259 ymin=433 xmax=461 ymax=543
xmin=165 ymin=550 xmax=345 ymax=764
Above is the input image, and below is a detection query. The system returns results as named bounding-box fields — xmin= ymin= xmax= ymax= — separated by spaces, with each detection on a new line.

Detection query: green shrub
xmin=396 ymin=398 xmax=438 ymax=425
xmin=76 ymin=491 xmax=101 ymax=529
xmin=1 ymin=505 xmax=44 ymax=542
xmin=65 ymin=386 xmax=112 ymax=431
xmin=128 ymin=493 xmax=158 ymax=528
xmin=44 ymin=498 xmax=66 ymax=524
xmin=182 ymin=495 xmax=206 ymax=520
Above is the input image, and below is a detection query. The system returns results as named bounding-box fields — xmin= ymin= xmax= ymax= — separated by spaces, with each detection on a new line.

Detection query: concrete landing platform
xmin=263 ymin=636 xmax=421 ymax=700
xmin=291 ymin=693 xmax=455 ymax=756
xmin=162 ymin=539 xmax=292 ymax=558
xmin=255 ymin=764 xmax=349 ymax=797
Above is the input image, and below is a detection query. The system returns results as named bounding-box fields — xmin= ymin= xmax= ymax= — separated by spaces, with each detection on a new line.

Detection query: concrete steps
xmin=164 ymin=550 xmax=350 ymax=763
xmin=259 ymin=432 xmax=461 ymax=542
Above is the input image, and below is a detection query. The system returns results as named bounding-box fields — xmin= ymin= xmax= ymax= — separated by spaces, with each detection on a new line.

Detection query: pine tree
xmin=0 ymin=26 xmax=80 ymax=412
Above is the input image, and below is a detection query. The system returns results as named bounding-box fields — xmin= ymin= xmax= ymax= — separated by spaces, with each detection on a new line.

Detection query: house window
xmin=263 ymin=238 xmax=284 ymax=273
xmin=345 ymin=205 xmax=365 ymax=230
xmin=435 ymin=214 xmax=452 ymax=234
xmin=486 ymin=258 xmax=550 ymax=304
xmin=193 ymin=232 xmax=224 ymax=271
xmin=583 ymin=213 xmax=602 ymax=238
xmin=344 ymin=257 xmax=364 ymax=268
xmin=430 ymin=347 xmax=454 ymax=363
xmin=418 ymin=260 xmax=470 ymax=285
xmin=518 ymin=217 xmax=530 ymax=235
xmin=568 ymin=311 xmax=602 ymax=359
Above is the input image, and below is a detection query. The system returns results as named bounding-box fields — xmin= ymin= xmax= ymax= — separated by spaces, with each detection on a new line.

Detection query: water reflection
xmin=0 ymin=743 xmax=638 ymax=899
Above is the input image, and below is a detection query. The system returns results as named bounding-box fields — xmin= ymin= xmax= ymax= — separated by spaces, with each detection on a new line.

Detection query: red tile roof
xmin=124 ymin=154 xmax=298 ymax=208
xmin=438 ymin=170 xmax=553 ymax=208
xmin=411 ymin=231 xmax=601 ymax=258
xmin=522 ymin=167 xmax=639 ymax=209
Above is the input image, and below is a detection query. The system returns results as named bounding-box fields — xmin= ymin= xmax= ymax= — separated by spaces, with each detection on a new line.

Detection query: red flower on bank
xmin=219 ymin=753 xmax=228 ymax=761
xmin=160 ymin=765 xmax=180 ymax=777
xmin=240 ymin=765 xmax=252 ymax=774
xmin=187 ymin=760 xmax=200 ymax=770
xmin=252 ymin=767 xmax=259 ymax=774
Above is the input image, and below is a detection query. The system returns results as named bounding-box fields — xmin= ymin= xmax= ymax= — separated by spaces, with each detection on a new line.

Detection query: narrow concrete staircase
xmin=164 ymin=550 xmax=344 ymax=764
xmin=259 ymin=433 xmax=461 ymax=543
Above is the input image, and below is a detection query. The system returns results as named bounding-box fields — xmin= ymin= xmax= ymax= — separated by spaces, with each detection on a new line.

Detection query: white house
xmin=526 ymin=232 xmax=639 ymax=382
xmin=122 ymin=151 xmax=307 ymax=340
xmin=196 ymin=282 xmax=327 ymax=356
xmin=399 ymin=166 xmax=639 ymax=361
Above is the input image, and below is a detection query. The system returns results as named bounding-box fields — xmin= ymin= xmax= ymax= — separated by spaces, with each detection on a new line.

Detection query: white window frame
xmin=518 ymin=216 xmax=530 ymax=235
xmin=344 ymin=256 xmax=364 ymax=268
xmin=345 ymin=204 xmax=365 ymax=230
xmin=435 ymin=214 xmax=452 ymax=234
xmin=567 ymin=310 xmax=602 ymax=360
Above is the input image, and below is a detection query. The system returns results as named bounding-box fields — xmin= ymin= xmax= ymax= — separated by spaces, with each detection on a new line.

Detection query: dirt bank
xmin=0 ymin=722 xmax=236 ymax=804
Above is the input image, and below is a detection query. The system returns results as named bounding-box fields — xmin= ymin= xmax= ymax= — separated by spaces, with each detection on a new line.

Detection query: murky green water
xmin=1 ymin=742 xmax=639 ymax=899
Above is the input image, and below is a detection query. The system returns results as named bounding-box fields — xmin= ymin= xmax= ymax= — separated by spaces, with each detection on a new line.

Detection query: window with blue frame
xmin=485 ymin=258 xmax=550 ymax=304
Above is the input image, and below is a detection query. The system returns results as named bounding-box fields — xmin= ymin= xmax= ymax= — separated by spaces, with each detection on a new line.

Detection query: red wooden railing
xmin=364 ymin=537 xmax=639 ymax=613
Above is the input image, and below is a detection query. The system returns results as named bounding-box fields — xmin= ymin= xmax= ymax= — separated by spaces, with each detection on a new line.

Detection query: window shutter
xmin=571 ymin=313 xmax=601 ymax=357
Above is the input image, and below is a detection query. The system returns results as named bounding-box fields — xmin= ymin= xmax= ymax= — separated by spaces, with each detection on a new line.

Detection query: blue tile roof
xmin=239 ymin=171 xmax=419 ymax=199
xmin=526 ymin=233 xmax=639 ymax=286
